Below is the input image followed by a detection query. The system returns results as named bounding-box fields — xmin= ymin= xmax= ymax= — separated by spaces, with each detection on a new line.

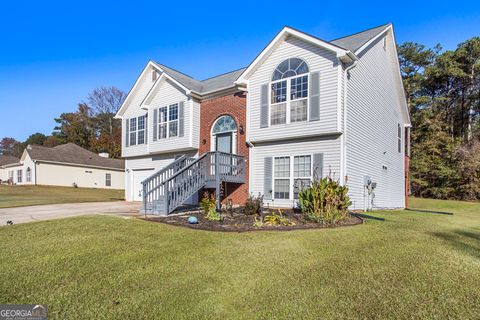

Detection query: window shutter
xmin=309 ymin=72 xmax=320 ymax=121
xmin=264 ymin=157 xmax=273 ymax=200
xmin=260 ymin=84 xmax=269 ymax=128
xmin=313 ymin=153 xmax=324 ymax=179
xmin=153 ymin=109 xmax=158 ymax=141
xmin=179 ymin=101 xmax=184 ymax=137
xmin=125 ymin=119 xmax=130 ymax=147
xmin=145 ymin=113 xmax=148 ymax=143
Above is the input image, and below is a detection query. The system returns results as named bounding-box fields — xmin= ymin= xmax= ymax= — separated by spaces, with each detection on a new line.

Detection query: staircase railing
xmin=142 ymin=155 xmax=195 ymax=213
xmin=143 ymin=151 xmax=245 ymax=215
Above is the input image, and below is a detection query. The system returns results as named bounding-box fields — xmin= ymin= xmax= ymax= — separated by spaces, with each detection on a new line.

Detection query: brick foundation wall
xmin=199 ymin=92 xmax=249 ymax=205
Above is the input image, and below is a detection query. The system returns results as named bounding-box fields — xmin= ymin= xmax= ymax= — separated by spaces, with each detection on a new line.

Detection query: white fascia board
xmin=354 ymin=24 xmax=392 ymax=56
xmin=139 ymin=71 xmax=192 ymax=111
xmin=236 ymin=27 xmax=355 ymax=84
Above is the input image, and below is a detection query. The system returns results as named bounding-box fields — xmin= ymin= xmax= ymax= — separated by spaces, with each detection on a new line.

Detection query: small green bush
xmin=244 ymin=193 xmax=263 ymax=215
xmin=298 ymin=177 xmax=352 ymax=225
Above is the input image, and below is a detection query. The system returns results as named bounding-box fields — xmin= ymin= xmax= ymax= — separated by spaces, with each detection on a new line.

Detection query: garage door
xmin=132 ymin=169 xmax=154 ymax=201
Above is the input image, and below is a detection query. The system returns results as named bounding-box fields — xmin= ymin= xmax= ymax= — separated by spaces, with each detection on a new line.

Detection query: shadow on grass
xmin=355 ymin=213 xmax=385 ymax=221
xmin=431 ymin=229 xmax=480 ymax=259
xmin=406 ymin=208 xmax=453 ymax=215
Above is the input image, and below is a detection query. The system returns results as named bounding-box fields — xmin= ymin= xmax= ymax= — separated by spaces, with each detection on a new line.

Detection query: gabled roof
xmin=331 ymin=23 xmax=391 ymax=53
xmin=0 ymin=155 xmax=19 ymax=167
xmin=25 ymin=143 xmax=125 ymax=170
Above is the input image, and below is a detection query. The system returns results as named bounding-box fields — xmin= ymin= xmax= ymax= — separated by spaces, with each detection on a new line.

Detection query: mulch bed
xmin=142 ymin=207 xmax=363 ymax=232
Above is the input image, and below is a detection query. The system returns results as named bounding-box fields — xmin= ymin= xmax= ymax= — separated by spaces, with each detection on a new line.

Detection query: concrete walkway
xmin=0 ymin=202 xmax=142 ymax=226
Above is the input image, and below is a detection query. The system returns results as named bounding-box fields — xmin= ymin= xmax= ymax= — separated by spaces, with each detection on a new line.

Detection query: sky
xmin=0 ymin=0 xmax=479 ymax=141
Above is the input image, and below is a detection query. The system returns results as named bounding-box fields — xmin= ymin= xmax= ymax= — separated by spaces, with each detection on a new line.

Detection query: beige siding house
xmin=3 ymin=143 xmax=125 ymax=189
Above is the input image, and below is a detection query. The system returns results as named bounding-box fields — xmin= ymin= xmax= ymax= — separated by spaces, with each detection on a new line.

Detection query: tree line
xmin=398 ymin=36 xmax=480 ymax=200
xmin=0 ymin=87 xmax=126 ymax=159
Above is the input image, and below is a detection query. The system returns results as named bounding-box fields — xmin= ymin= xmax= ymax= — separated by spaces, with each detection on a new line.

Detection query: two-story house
xmin=115 ymin=23 xmax=410 ymax=215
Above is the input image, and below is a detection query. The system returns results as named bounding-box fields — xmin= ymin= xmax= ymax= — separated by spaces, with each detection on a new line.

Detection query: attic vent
xmin=152 ymin=70 xmax=159 ymax=81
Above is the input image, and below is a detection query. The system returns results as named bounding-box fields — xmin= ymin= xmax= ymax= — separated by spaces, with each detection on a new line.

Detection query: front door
xmin=215 ymin=132 xmax=233 ymax=154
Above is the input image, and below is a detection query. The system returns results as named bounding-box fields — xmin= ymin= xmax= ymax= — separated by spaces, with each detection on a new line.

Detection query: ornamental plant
xmin=298 ymin=176 xmax=352 ymax=225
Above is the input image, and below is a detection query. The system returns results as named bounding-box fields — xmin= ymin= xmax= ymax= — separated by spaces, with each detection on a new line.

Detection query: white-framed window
xmin=397 ymin=123 xmax=402 ymax=153
xmin=17 ymin=169 xmax=22 ymax=183
xmin=106 ymin=173 xmax=111 ymax=187
xmin=273 ymin=155 xmax=312 ymax=200
xmin=26 ymin=167 xmax=31 ymax=182
xmin=158 ymin=103 xmax=179 ymax=139
xmin=128 ymin=115 xmax=147 ymax=146
xmin=270 ymin=58 xmax=309 ymax=126
xmin=8 ymin=170 xmax=14 ymax=181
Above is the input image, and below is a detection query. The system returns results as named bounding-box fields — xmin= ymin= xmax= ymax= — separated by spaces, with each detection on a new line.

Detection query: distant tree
xmin=24 ymin=133 xmax=47 ymax=146
xmin=87 ymin=86 xmax=126 ymax=115
xmin=53 ymin=103 xmax=96 ymax=150
xmin=0 ymin=137 xmax=22 ymax=157
xmin=43 ymin=135 xmax=62 ymax=147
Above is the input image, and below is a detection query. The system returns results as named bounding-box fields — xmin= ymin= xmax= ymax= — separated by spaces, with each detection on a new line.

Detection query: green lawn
xmin=0 ymin=185 xmax=124 ymax=208
xmin=1 ymin=197 xmax=479 ymax=319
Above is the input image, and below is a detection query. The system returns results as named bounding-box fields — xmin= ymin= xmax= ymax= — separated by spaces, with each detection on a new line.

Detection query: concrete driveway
xmin=0 ymin=201 xmax=142 ymax=226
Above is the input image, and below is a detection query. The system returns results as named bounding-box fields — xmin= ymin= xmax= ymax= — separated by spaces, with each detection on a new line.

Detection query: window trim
xmin=105 ymin=173 xmax=112 ymax=187
xmin=272 ymin=154 xmax=313 ymax=201
xmin=157 ymin=103 xmax=179 ymax=139
xmin=17 ymin=169 xmax=22 ymax=183
xmin=269 ymin=73 xmax=309 ymax=126
xmin=128 ymin=115 xmax=147 ymax=146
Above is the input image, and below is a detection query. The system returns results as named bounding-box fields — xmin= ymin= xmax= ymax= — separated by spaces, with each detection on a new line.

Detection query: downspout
xmin=342 ymin=61 xmax=357 ymax=188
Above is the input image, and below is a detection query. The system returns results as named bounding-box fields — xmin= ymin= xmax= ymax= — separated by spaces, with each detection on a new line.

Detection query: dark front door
xmin=215 ymin=132 xmax=233 ymax=154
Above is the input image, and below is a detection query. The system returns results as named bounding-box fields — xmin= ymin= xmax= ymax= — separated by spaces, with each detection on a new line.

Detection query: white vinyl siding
xmin=251 ymin=136 xmax=341 ymax=207
xmin=248 ymin=36 xmax=340 ymax=143
xmin=345 ymin=31 xmax=406 ymax=210
xmin=147 ymin=79 xmax=197 ymax=154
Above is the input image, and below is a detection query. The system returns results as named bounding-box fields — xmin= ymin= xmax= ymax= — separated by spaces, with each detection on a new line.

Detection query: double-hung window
xmin=158 ymin=103 xmax=179 ymax=139
xmin=273 ymin=155 xmax=312 ymax=200
xmin=17 ymin=170 xmax=22 ymax=183
xmin=26 ymin=167 xmax=31 ymax=182
xmin=106 ymin=173 xmax=111 ymax=187
xmin=128 ymin=115 xmax=146 ymax=146
xmin=270 ymin=58 xmax=309 ymax=126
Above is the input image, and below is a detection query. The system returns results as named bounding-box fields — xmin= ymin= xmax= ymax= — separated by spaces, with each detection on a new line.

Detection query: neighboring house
xmin=4 ymin=143 xmax=125 ymax=189
xmin=115 ymin=23 xmax=410 ymax=214
xmin=0 ymin=155 xmax=20 ymax=183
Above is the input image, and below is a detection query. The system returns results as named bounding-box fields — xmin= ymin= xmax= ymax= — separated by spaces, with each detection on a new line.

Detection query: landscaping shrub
xmin=244 ymin=193 xmax=263 ymax=215
xmin=298 ymin=176 xmax=351 ymax=225
xmin=200 ymin=192 xmax=221 ymax=221
xmin=264 ymin=210 xmax=295 ymax=226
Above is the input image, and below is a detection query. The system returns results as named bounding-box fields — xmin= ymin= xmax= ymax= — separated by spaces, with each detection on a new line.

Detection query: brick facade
xmin=199 ymin=92 xmax=249 ymax=205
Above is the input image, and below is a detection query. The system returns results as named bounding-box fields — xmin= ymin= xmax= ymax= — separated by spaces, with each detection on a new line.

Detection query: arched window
xmin=272 ymin=58 xmax=309 ymax=81
xmin=270 ymin=58 xmax=309 ymax=125
xmin=212 ymin=115 xmax=237 ymax=134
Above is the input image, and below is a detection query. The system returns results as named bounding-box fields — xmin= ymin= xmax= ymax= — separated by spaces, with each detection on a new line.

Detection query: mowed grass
xmin=0 ymin=185 xmax=124 ymax=208
xmin=1 ymin=197 xmax=479 ymax=319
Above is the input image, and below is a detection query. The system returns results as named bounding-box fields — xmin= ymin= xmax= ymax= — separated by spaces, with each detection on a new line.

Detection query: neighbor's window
xmin=129 ymin=118 xmax=137 ymax=146
xmin=106 ymin=173 xmax=111 ymax=187
xmin=26 ymin=167 xmax=31 ymax=182
xmin=8 ymin=171 xmax=13 ymax=181
xmin=157 ymin=103 xmax=179 ymax=139
xmin=274 ymin=156 xmax=290 ymax=199
xmin=17 ymin=169 xmax=22 ymax=183
xmin=397 ymin=123 xmax=402 ymax=153
xmin=271 ymin=58 xmax=309 ymax=125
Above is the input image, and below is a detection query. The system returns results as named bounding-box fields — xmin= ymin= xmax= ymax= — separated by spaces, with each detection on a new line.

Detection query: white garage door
xmin=132 ymin=169 xmax=154 ymax=201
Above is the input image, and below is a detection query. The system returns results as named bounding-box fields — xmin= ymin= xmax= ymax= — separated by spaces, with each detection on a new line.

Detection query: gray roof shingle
xmin=0 ymin=155 xmax=19 ymax=167
xmin=331 ymin=23 xmax=391 ymax=52
xmin=27 ymin=143 xmax=125 ymax=170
